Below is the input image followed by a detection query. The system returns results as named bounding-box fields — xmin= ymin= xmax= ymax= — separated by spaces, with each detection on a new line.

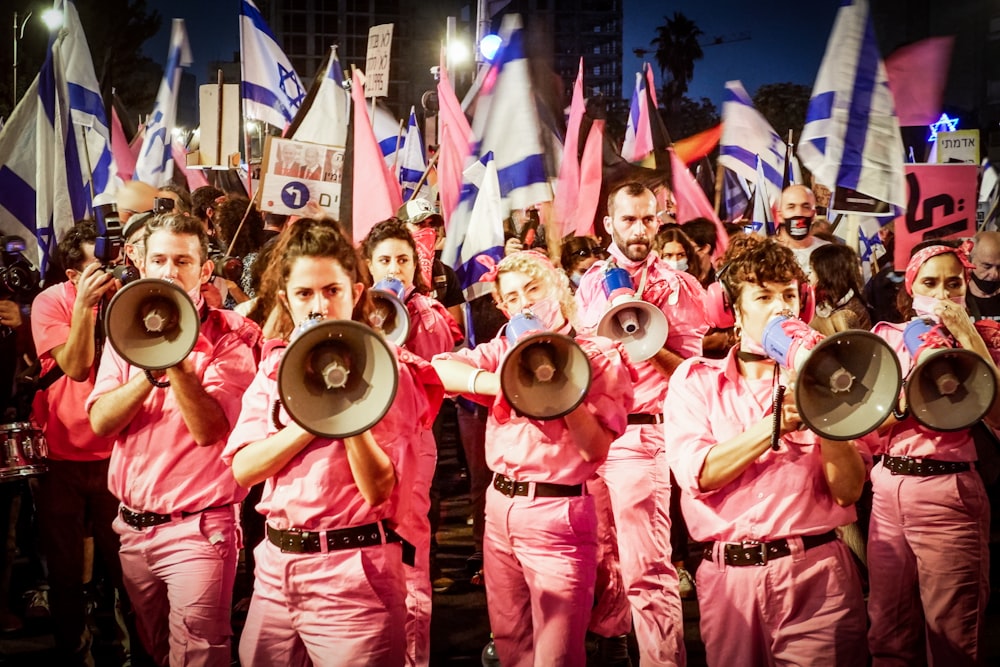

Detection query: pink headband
xmin=904 ymin=240 xmax=974 ymax=295
xmin=477 ymin=249 xmax=556 ymax=283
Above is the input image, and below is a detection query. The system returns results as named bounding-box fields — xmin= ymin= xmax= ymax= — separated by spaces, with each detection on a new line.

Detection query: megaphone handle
xmin=771 ymin=384 xmax=785 ymax=451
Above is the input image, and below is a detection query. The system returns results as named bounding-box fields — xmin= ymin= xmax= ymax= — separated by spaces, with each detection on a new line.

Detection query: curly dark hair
xmin=721 ymin=235 xmax=806 ymax=309
xmin=252 ymin=218 xmax=372 ymax=340
xmin=360 ymin=218 xmax=430 ymax=293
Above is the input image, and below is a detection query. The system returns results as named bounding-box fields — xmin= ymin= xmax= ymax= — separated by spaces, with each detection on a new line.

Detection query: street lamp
xmin=40 ymin=8 xmax=62 ymax=31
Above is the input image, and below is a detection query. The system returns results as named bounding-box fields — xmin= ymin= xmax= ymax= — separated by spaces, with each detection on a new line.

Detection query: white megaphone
xmin=369 ymin=277 xmax=411 ymax=345
xmin=277 ymin=318 xmax=398 ymax=438
xmin=499 ymin=310 xmax=592 ymax=420
xmin=104 ymin=278 xmax=200 ymax=370
xmin=761 ymin=315 xmax=902 ymax=440
xmin=901 ymin=317 xmax=997 ymax=431
xmin=596 ymin=261 xmax=668 ymax=362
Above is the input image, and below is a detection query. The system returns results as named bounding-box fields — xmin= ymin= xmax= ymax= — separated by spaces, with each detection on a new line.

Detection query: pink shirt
xmin=404 ymin=292 xmax=462 ymax=361
xmin=224 ymin=340 xmax=443 ymax=532
xmin=435 ymin=328 xmax=634 ymax=485
xmin=574 ymin=249 xmax=709 ymax=414
xmin=664 ymin=349 xmax=865 ymax=543
xmin=31 ymin=280 xmax=115 ymax=461
xmin=87 ymin=308 xmax=260 ymax=514
xmin=869 ymin=321 xmax=977 ymax=461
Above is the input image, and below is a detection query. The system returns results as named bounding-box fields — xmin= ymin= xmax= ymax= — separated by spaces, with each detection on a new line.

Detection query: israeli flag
xmin=398 ymin=107 xmax=429 ymax=202
xmin=240 ymin=0 xmax=305 ymax=129
xmin=749 ymin=155 xmax=775 ymax=237
xmin=798 ymin=0 xmax=905 ymax=214
xmin=441 ymin=153 xmax=505 ymax=301
xmin=621 ymin=71 xmax=653 ymax=164
xmin=134 ymin=19 xmax=191 ymax=186
xmin=289 ymin=45 xmax=348 ymax=148
xmin=718 ymin=80 xmax=784 ymax=197
xmin=469 ymin=14 xmax=552 ymax=215
xmin=0 ymin=0 xmax=117 ymax=273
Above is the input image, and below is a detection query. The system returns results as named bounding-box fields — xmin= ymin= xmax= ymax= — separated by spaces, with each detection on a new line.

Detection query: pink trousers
xmin=484 ymin=487 xmax=598 ymax=667
xmin=403 ymin=432 xmax=436 ymax=667
xmin=114 ymin=507 xmax=238 ymax=667
xmin=238 ymin=538 xmax=406 ymax=667
xmin=698 ymin=539 xmax=867 ymax=667
xmin=586 ymin=475 xmax=632 ymax=638
xmin=598 ymin=431 xmax=686 ymax=666
xmin=868 ymin=463 xmax=989 ymax=666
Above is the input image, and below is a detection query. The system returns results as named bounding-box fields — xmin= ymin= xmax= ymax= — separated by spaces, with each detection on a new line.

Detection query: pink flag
xmin=171 ymin=139 xmax=208 ymax=190
xmin=437 ymin=52 xmax=473 ymax=225
xmin=670 ymin=148 xmax=728 ymax=260
xmin=644 ymin=62 xmax=658 ymax=110
xmin=351 ymin=69 xmax=403 ymax=244
xmin=574 ymin=119 xmax=604 ymax=237
xmin=111 ymin=105 xmax=136 ymax=181
xmin=885 ymin=36 xmax=954 ymax=127
xmin=553 ymin=58 xmax=585 ymax=238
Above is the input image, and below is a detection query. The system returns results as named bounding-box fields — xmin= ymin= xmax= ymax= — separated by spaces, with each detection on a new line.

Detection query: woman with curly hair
xmin=665 ymin=235 xmax=869 ymax=667
xmin=431 ymin=250 xmax=634 ymax=666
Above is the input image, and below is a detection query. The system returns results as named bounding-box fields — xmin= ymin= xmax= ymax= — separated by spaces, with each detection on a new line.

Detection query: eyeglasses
xmin=573 ymin=247 xmax=606 ymax=259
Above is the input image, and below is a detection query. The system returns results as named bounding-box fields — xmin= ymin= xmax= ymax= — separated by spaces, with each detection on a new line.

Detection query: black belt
xmin=266 ymin=521 xmax=403 ymax=554
xmin=883 ymin=455 xmax=973 ymax=477
xmin=120 ymin=504 xmax=231 ymax=530
xmin=492 ymin=473 xmax=585 ymax=499
xmin=704 ymin=530 xmax=838 ymax=567
xmin=627 ymin=413 xmax=664 ymax=425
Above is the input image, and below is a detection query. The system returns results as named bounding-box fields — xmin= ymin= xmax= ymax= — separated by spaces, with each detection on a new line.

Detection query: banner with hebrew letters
xmin=893 ymin=164 xmax=977 ymax=270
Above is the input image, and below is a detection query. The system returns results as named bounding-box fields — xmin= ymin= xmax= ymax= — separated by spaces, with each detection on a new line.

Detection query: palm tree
xmin=650 ymin=12 xmax=704 ymax=112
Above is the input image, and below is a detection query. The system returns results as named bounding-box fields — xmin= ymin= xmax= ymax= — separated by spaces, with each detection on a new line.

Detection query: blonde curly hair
xmin=493 ymin=250 xmax=578 ymax=328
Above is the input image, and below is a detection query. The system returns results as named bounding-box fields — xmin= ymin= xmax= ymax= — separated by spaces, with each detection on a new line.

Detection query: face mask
xmin=523 ymin=296 xmax=564 ymax=331
xmin=783 ymin=215 xmax=813 ymax=240
xmin=911 ymin=293 xmax=966 ymax=317
xmin=664 ymin=258 xmax=688 ymax=273
xmin=569 ymin=271 xmax=584 ymax=287
xmin=972 ymin=272 xmax=1000 ymax=294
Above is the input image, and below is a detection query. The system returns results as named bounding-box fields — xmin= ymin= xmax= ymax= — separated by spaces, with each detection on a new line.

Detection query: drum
xmin=0 ymin=423 xmax=48 ymax=480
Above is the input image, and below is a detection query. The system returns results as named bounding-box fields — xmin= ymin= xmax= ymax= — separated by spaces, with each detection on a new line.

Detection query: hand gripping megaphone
xmin=901 ymin=318 xmax=997 ymax=431
xmin=104 ymin=278 xmax=200 ymax=370
xmin=499 ymin=311 xmax=592 ymax=420
xmin=761 ymin=315 xmax=902 ymax=440
xmin=369 ymin=277 xmax=411 ymax=345
xmin=278 ymin=318 xmax=399 ymax=438
xmin=596 ymin=261 xmax=668 ymax=362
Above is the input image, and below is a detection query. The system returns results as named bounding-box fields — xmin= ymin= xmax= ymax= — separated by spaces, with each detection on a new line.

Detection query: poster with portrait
xmin=259 ymin=136 xmax=346 ymax=218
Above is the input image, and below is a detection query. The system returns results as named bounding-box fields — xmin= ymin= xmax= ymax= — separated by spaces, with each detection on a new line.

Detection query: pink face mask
xmin=911 ymin=293 xmax=965 ymax=318
xmin=523 ymin=296 xmax=565 ymax=331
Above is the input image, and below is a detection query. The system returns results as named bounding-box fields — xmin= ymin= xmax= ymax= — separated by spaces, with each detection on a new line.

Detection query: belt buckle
xmin=496 ymin=476 xmax=516 ymax=498
xmin=893 ymin=456 xmax=915 ymax=475
xmin=282 ymin=528 xmax=310 ymax=552
xmin=740 ymin=540 xmax=766 ymax=566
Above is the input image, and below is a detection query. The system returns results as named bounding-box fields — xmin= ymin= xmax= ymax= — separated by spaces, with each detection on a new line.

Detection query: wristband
xmin=467 ymin=368 xmax=485 ymax=394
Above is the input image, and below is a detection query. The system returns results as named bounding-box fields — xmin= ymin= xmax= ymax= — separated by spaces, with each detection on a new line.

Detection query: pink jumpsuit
xmin=575 ymin=245 xmax=709 ymax=666
xmin=867 ymin=321 xmax=990 ymax=666
xmin=400 ymin=292 xmax=461 ymax=667
xmin=435 ymin=326 xmax=633 ymax=667
xmin=87 ymin=308 xmax=260 ymax=667
xmin=664 ymin=349 xmax=869 ymax=667
xmin=224 ymin=339 xmax=443 ymax=667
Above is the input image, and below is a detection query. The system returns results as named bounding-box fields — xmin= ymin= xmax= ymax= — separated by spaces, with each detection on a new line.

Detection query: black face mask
xmin=972 ymin=271 xmax=1000 ymax=295
xmin=783 ymin=215 xmax=813 ymax=240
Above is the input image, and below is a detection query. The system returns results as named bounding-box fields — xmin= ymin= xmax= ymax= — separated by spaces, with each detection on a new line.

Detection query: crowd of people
xmin=0 ymin=175 xmax=998 ymax=667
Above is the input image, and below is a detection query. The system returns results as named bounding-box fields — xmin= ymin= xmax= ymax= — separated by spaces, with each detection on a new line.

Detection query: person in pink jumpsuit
xmin=361 ymin=218 xmax=462 ymax=667
xmin=432 ymin=250 xmax=633 ymax=667
xmin=574 ymin=181 xmax=710 ymax=666
xmin=87 ymin=213 xmax=260 ymax=667
xmin=224 ymin=218 xmax=443 ymax=667
xmin=663 ymin=235 xmax=869 ymax=667
xmin=867 ymin=241 xmax=1000 ymax=666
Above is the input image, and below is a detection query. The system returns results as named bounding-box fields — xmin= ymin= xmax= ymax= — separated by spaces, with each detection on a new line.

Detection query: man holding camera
xmin=87 ymin=213 xmax=259 ymax=666
xmin=30 ymin=220 xmax=141 ymax=666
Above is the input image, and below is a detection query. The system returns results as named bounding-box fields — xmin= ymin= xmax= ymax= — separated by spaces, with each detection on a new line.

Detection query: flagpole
xmin=714 ymin=162 xmax=725 ymax=216
xmin=391 ymin=118 xmax=404 ymax=178
xmin=408 ymin=151 xmax=440 ymax=202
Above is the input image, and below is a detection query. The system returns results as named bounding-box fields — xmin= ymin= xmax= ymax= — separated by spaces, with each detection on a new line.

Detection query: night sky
xmin=142 ymin=0 xmax=841 ymax=109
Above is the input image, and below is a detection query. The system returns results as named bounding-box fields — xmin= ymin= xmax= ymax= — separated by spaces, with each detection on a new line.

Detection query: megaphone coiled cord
xmin=771 ymin=381 xmax=784 ymax=451
xmin=145 ymin=369 xmax=170 ymax=388
xmin=271 ymin=400 xmax=285 ymax=431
